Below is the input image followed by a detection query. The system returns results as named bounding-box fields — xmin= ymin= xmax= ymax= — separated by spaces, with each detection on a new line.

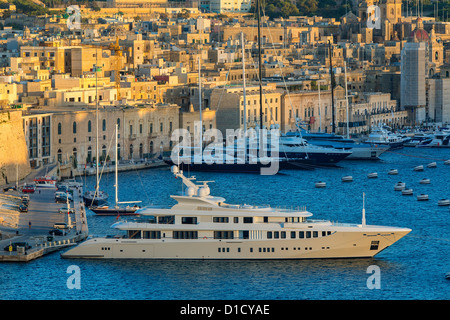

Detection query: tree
xmin=296 ymin=0 xmax=318 ymax=15
xmin=281 ymin=2 xmax=299 ymax=18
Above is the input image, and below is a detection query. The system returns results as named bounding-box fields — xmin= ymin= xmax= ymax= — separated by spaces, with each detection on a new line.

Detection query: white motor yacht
xmin=365 ymin=126 xmax=406 ymax=150
xmin=61 ymin=166 xmax=411 ymax=260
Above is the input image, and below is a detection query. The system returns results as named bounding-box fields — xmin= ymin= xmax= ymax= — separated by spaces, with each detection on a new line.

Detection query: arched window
xmin=73 ymin=121 xmax=77 ymax=134
xmin=117 ymin=118 xmax=120 ymax=129
xmin=57 ymin=149 xmax=62 ymax=163
xmin=88 ymin=120 xmax=92 ymax=133
xmin=139 ymin=143 xmax=143 ymax=159
xmin=150 ymin=141 xmax=154 ymax=155
xmin=58 ymin=123 xmax=62 ymax=135
xmin=129 ymin=144 xmax=133 ymax=159
xmin=102 ymin=119 xmax=106 ymax=131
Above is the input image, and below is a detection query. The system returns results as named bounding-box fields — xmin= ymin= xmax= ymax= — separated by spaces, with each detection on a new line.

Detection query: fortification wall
xmin=0 ymin=110 xmax=31 ymax=186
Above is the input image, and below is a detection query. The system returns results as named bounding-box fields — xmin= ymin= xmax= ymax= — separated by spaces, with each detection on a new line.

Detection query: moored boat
xmin=394 ymin=182 xmax=406 ymax=191
xmin=61 ymin=165 xmax=412 ymax=260
xmin=33 ymin=176 xmax=57 ymax=188
xmin=437 ymin=199 xmax=450 ymax=206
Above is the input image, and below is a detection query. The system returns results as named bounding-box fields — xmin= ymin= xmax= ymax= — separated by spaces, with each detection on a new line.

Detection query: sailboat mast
xmin=95 ymin=49 xmax=99 ymax=193
xmin=241 ymin=31 xmax=247 ymax=133
xmin=115 ymin=123 xmax=118 ymax=208
xmin=198 ymin=56 xmax=202 ymax=146
xmin=344 ymin=61 xmax=349 ymax=139
xmin=328 ymin=40 xmax=336 ymax=133
xmin=257 ymin=0 xmax=263 ymax=130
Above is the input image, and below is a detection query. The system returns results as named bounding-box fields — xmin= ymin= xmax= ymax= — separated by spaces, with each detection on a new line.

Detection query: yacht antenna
xmin=362 ymin=192 xmax=366 ymax=227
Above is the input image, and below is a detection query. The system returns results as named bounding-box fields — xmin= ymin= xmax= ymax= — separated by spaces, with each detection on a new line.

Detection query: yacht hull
xmin=62 ymin=228 xmax=410 ymax=260
xmin=83 ymin=193 xmax=108 ymax=206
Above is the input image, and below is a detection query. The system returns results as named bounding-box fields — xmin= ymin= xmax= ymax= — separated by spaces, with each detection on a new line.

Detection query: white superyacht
xmin=62 ymin=166 xmax=411 ymax=260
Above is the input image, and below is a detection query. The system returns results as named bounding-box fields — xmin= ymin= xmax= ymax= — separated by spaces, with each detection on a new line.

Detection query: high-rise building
xmin=400 ymin=17 xmax=429 ymax=125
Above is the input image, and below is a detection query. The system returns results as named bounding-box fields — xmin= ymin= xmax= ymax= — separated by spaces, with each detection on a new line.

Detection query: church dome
xmin=408 ymin=17 xmax=429 ymax=42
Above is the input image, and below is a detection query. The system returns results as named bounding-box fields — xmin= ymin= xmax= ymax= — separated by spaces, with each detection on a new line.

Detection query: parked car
xmin=53 ymin=222 xmax=68 ymax=229
xmin=22 ymin=185 xmax=35 ymax=193
xmin=48 ymin=229 xmax=64 ymax=236
xmin=3 ymin=242 xmax=31 ymax=251
xmin=59 ymin=207 xmax=75 ymax=214
xmin=19 ymin=204 xmax=28 ymax=212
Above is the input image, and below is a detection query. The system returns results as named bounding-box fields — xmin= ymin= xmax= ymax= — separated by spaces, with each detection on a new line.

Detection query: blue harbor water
xmin=1 ymin=147 xmax=449 ymax=300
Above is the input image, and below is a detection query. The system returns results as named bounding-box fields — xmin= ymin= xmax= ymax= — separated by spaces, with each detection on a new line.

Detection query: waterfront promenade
xmin=0 ymin=186 xmax=88 ymax=262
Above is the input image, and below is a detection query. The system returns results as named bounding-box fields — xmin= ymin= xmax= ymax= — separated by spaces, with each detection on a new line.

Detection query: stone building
xmin=44 ymin=103 xmax=179 ymax=169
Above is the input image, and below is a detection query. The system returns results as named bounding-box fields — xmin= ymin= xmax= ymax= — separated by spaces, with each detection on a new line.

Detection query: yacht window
xmin=213 ymin=217 xmax=229 ymax=223
xmin=243 ymin=217 xmax=253 ymax=223
xmin=313 ymin=231 xmax=318 ymax=238
xmin=299 ymin=231 xmax=304 ymax=238
xmin=182 ymin=217 xmax=198 ymax=224
xmin=267 ymin=231 xmax=272 ymax=239
xmin=274 ymin=231 xmax=279 ymax=239
xmin=173 ymin=231 xmax=198 ymax=239
xmin=214 ymin=231 xmax=234 ymax=239
xmin=234 ymin=217 xmax=239 ymax=223
xmin=127 ymin=230 xmax=141 ymax=239
xmin=158 ymin=216 xmax=175 ymax=224
xmin=306 ymin=231 xmax=311 ymax=238
xmin=264 ymin=216 xmax=268 ymax=223
xmin=322 ymin=231 xmax=327 ymax=237
xmin=281 ymin=231 xmax=286 ymax=239
xmin=291 ymin=231 xmax=296 ymax=239
xmin=143 ymin=231 xmax=161 ymax=239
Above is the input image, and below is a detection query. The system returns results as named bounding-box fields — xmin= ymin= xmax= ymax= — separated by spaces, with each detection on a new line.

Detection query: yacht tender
xmin=62 ymin=166 xmax=411 ymax=260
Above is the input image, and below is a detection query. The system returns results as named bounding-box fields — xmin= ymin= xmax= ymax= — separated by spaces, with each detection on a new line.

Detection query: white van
xmin=53 ymin=222 xmax=69 ymax=229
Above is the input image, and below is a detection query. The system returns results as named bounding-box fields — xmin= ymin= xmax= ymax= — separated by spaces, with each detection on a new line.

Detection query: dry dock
xmin=0 ymin=186 xmax=88 ymax=262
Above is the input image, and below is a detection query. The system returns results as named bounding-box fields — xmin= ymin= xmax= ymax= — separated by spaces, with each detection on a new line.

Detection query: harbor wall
xmin=0 ymin=110 xmax=31 ymax=186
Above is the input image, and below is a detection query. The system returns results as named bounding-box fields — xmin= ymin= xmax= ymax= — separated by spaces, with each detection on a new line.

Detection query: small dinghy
xmin=438 ymin=199 xmax=450 ymax=206
xmin=427 ymin=162 xmax=437 ymax=168
xmin=402 ymin=188 xmax=413 ymax=195
xmin=417 ymin=194 xmax=429 ymax=201
xmin=315 ymin=181 xmax=326 ymax=188
xmin=394 ymin=182 xmax=406 ymax=191
xmin=419 ymin=178 xmax=430 ymax=184
xmin=367 ymin=172 xmax=378 ymax=178
xmin=445 ymin=160 xmax=450 ymax=165
xmin=388 ymin=169 xmax=398 ymax=175
xmin=342 ymin=176 xmax=353 ymax=182
xmin=414 ymin=165 xmax=424 ymax=171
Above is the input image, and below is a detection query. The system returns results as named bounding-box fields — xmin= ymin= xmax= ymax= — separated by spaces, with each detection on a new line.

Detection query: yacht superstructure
xmin=62 ymin=166 xmax=411 ymax=260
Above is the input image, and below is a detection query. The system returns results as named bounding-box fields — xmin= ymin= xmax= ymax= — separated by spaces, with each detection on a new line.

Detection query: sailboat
xmin=83 ymin=59 xmax=109 ymax=206
xmin=89 ymin=124 xmax=141 ymax=216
